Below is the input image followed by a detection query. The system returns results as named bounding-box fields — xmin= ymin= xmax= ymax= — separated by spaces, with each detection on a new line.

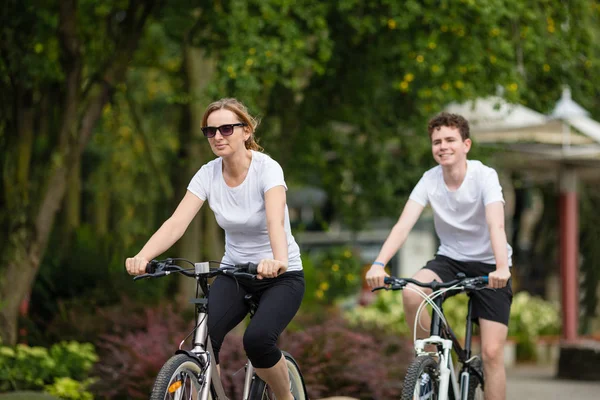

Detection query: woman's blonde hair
xmin=201 ymin=98 xmax=263 ymax=152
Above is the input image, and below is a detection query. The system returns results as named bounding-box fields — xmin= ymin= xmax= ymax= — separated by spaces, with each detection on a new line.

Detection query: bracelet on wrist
xmin=373 ymin=261 xmax=386 ymax=267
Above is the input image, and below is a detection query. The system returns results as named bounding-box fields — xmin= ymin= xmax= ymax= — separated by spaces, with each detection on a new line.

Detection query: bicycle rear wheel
xmin=150 ymin=353 xmax=206 ymax=400
xmin=248 ymin=352 xmax=307 ymax=400
xmin=401 ymin=355 xmax=440 ymax=400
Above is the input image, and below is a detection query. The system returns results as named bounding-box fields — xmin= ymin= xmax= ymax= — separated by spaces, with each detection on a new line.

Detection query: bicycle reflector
xmin=168 ymin=380 xmax=183 ymax=393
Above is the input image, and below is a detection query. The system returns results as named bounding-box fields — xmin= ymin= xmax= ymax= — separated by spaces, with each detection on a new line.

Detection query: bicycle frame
xmin=181 ymin=262 xmax=260 ymax=400
xmin=414 ymin=291 xmax=482 ymax=400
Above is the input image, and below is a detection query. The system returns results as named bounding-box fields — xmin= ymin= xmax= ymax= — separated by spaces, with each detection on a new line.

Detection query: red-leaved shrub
xmin=91 ymin=306 xmax=411 ymax=399
xmin=92 ymin=304 xmax=194 ymax=399
xmin=280 ymin=317 xmax=410 ymax=399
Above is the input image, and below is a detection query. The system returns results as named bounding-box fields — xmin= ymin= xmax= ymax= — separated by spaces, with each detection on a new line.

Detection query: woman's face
xmin=205 ymin=109 xmax=250 ymax=158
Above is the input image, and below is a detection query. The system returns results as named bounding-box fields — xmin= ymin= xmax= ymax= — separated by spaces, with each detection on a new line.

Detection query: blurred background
xmin=1 ymin=1 xmax=599 ymax=399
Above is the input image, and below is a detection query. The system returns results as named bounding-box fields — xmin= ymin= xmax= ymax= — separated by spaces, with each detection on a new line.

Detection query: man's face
xmin=430 ymin=126 xmax=471 ymax=167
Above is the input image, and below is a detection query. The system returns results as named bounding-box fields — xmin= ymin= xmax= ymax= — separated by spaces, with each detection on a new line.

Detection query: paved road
xmin=507 ymin=365 xmax=600 ymax=400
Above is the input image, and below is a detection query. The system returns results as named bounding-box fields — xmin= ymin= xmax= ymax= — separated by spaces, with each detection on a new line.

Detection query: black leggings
xmin=207 ymin=271 xmax=305 ymax=368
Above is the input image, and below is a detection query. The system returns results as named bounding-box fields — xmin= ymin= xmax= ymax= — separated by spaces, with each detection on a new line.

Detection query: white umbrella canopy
xmin=445 ymin=91 xmax=600 ymax=181
xmin=445 ymin=96 xmax=548 ymax=133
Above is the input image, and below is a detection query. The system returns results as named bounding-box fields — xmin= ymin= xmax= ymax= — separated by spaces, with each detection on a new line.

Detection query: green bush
xmin=301 ymin=246 xmax=364 ymax=310
xmin=346 ymin=290 xmax=560 ymax=351
xmin=345 ymin=290 xmax=470 ymax=339
xmin=0 ymin=341 xmax=97 ymax=399
xmin=509 ymin=291 xmax=560 ymax=360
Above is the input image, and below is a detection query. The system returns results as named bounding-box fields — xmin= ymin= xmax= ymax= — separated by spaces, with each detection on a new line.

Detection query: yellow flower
xmin=388 ymin=19 xmax=397 ymax=30
xmin=543 ymin=64 xmax=551 ymax=72
xmin=431 ymin=65 xmax=439 ymax=73
xmin=319 ymin=282 xmax=330 ymax=291
xmin=400 ymin=81 xmax=409 ymax=90
xmin=245 ymin=58 xmax=254 ymax=67
xmin=508 ymin=83 xmax=518 ymax=92
xmin=343 ymin=250 xmax=352 ymax=258
xmin=226 ymin=66 xmax=234 ymax=73
xmin=34 ymin=43 xmax=44 ymax=53
xmin=442 ymin=82 xmax=450 ymax=91
xmin=428 ymin=42 xmax=437 ymax=49
xmin=455 ymin=80 xmax=464 ymax=89
xmin=332 ymin=263 xmax=339 ymax=272
xmin=315 ymin=290 xmax=324 ymax=299
xmin=416 ymin=55 xmax=424 ymax=63
xmin=489 ymin=55 xmax=497 ymax=64
xmin=490 ymin=28 xmax=500 ymax=37
xmin=346 ymin=273 xmax=356 ymax=282
xmin=249 ymin=48 xmax=256 ymax=55
xmin=265 ymin=50 xmax=273 ymax=58
xmin=404 ymin=73 xmax=415 ymax=82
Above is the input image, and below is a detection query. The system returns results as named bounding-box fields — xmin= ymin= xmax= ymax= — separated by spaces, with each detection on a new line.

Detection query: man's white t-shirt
xmin=187 ymin=151 xmax=302 ymax=271
xmin=409 ymin=160 xmax=513 ymax=265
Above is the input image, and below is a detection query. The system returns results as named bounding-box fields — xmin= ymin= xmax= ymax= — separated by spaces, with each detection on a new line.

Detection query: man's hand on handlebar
xmin=488 ymin=268 xmax=511 ymax=289
xmin=366 ymin=263 xmax=389 ymax=289
xmin=125 ymin=256 xmax=151 ymax=276
xmin=257 ymin=259 xmax=288 ymax=279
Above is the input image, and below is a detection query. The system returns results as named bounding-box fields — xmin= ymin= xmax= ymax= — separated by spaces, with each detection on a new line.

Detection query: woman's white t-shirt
xmin=187 ymin=150 xmax=302 ymax=271
xmin=409 ymin=160 xmax=513 ymax=265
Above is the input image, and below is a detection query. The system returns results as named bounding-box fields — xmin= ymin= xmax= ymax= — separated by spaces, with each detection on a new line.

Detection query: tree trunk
xmin=176 ymin=45 xmax=221 ymax=303
xmin=0 ymin=0 xmax=158 ymax=345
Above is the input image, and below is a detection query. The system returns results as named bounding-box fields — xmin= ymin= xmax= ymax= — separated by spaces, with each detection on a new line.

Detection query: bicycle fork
xmin=415 ymin=335 xmax=456 ymax=400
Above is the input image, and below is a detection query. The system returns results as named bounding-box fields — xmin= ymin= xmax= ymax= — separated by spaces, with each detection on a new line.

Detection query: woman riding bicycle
xmin=125 ymin=98 xmax=304 ymax=400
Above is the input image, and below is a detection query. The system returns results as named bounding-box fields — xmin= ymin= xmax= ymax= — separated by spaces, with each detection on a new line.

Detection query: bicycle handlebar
xmin=133 ymin=258 xmax=259 ymax=281
xmin=373 ymin=274 xmax=488 ymax=292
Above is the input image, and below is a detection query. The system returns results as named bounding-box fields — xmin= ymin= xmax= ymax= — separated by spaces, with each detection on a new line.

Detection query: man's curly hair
xmin=427 ymin=112 xmax=470 ymax=141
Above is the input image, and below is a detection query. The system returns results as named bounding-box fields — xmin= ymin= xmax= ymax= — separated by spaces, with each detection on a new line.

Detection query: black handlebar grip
xmin=246 ymin=262 xmax=259 ymax=275
xmin=145 ymin=260 xmax=157 ymax=274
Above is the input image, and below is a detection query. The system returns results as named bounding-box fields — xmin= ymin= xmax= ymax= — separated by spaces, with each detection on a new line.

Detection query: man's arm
xmin=366 ymin=200 xmax=425 ymax=288
xmin=485 ymin=201 xmax=511 ymax=289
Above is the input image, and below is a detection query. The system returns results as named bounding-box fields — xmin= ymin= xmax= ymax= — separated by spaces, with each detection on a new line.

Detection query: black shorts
xmin=423 ymin=255 xmax=513 ymax=326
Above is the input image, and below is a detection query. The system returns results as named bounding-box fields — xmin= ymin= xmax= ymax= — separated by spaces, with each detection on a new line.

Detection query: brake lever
xmin=371 ymin=286 xmax=389 ymax=292
xmin=133 ymin=271 xmax=168 ymax=281
xmin=234 ymin=272 xmax=257 ymax=280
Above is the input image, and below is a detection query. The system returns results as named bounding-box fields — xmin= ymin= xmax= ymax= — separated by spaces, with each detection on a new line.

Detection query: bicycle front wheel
xmin=466 ymin=359 xmax=484 ymax=400
xmin=248 ymin=351 xmax=307 ymax=400
xmin=150 ymin=353 xmax=206 ymax=400
xmin=402 ymin=355 xmax=440 ymax=400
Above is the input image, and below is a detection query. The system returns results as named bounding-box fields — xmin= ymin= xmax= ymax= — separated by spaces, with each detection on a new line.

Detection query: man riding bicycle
xmin=366 ymin=112 xmax=512 ymax=400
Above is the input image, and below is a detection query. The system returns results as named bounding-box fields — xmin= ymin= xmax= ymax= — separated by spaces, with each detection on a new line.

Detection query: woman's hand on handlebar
xmin=125 ymin=256 xmax=150 ymax=276
xmin=257 ymin=259 xmax=287 ymax=279
xmin=366 ymin=263 xmax=389 ymax=289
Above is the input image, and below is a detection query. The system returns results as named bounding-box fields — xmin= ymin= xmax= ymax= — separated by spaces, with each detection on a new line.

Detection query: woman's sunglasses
xmin=201 ymin=123 xmax=247 ymax=138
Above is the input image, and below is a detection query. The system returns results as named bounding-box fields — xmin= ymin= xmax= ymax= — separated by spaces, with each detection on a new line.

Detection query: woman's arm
xmin=125 ymin=191 xmax=204 ymax=275
xmin=260 ymin=185 xmax=289 ymax=278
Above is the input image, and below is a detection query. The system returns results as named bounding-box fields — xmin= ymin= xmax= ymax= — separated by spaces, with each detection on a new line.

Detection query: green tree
xmin=0 ymin=0 xmax=161 ymax=345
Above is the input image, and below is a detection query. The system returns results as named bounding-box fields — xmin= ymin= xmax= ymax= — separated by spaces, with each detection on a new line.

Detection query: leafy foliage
xmin=281 ymin=318 xmax=410 ymax=399
xmin=301 ymin=247 xmax=364 ymax=309
xmin=91 ymin=304 xmax=192 ymax=399
xmin=0 ymin=341 xmax=97 ymax=397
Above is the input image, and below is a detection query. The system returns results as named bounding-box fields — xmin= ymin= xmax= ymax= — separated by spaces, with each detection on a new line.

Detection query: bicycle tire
xmin=247 ymin=351 xmax=308 ymax=400
xmin=150 ymin=353 xmax=206 ymax=400
xmin=466 ymin=359 xmax=484 ymax=400
xmin=401 ymin=355 xmax=440 ymax=400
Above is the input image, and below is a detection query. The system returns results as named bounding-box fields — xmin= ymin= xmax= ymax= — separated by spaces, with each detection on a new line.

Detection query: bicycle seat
xmin=244 ymin=294 xmax=259 ymax=316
